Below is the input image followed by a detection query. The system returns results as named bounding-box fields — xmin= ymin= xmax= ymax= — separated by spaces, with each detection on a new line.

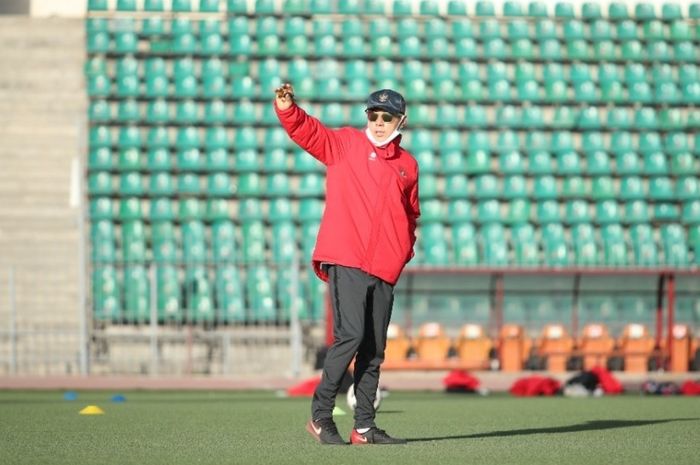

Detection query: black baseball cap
xmin=366 ymin=89 xmax=406 ymax=115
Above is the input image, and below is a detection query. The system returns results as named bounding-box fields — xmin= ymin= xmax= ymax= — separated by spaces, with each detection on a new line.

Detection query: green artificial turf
xmin=0 ymin=390 xmax=698 ymax=465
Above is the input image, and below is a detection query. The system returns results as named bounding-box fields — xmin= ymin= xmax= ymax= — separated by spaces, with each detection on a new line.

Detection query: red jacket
xmin=275 ymin=101 xmax=420 ymax=285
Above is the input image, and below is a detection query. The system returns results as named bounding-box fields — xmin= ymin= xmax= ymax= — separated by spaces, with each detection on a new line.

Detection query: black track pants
xmin=311 ymin=265 xmax=394 ymax=429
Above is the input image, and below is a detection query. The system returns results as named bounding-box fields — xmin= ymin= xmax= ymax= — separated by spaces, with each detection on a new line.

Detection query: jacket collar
xmin=365 ymin=128 xmax=402 ymax=159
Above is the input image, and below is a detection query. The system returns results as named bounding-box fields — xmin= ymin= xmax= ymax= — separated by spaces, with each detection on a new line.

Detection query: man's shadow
xmin=407 ymin=418 xmax=699 ymax=443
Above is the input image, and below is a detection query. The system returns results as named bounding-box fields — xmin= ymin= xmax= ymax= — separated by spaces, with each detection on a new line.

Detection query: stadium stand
xmin=85 ymin=0 xmax=700 ymax=372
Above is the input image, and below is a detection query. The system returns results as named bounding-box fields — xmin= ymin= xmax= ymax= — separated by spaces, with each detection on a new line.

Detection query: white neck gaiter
xmin=365 ymin=127 xmax=402 ymax=148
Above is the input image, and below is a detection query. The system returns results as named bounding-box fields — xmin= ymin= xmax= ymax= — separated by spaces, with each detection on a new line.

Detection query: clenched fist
xmin=275 ymin=83 xmax=295 ymax=110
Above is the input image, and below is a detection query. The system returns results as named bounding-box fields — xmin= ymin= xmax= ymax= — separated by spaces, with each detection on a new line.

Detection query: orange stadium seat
xmin=668 ymin=324 xmax=692 ymax=373
xmin=498 ymin=324 xmax=530 ymax=372
xmin=454 ymin=323 xmax=492 ymax=369
xmin=578 ymin=323 xmax=615 ymax=370
xmin=535 ymin=323 xmax=575 ymax=372
xmin=384 ymin=323 xmax=411 ymax=364
xmin=413 ymin=322 xmax=452 ymax=363
xmin=619 ymin=323 xmax=655 ymax=373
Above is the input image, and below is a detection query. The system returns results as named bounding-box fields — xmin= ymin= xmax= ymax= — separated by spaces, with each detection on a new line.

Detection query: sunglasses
xmin=366 ymin=111 xmax=398 ymax=123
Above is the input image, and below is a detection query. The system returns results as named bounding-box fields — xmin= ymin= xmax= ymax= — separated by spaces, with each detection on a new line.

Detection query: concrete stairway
xmin=0 ymin=17 xmax=86 ymax=373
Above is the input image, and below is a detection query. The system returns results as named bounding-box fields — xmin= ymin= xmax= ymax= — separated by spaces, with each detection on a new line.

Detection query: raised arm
xmin=274 ymin=83 xmax=344 ymax=166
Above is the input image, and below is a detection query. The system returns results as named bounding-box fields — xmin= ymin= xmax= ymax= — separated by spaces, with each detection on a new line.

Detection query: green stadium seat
xmin=606 ymin=107 xmax=631 ymax=129
xmin=528 ymin=151 xmax=554 ymax=175
xmin=608 ymin=2 xmax=628 ymax=20
xmin=475 ymin=199 xmax=501 ymax=224
xmin=621 ymin=41 xmax=645 ymax=62
xmin=590 ymin=19 xmax=613 ymax=41
xmin=88 ymin=0 xmax=109 ymax=10
xmin=499 ymin=150 xmax=525 ymax=174
xmin=89 ymin=99 xmax=111 ymax=122
xmin=635 ymin=3 xmax=656 ymax=20
xmin=171 ymin=0 xmax=191 ymax=11
xmin=536 ymin=200 xmax=561 ymax=224
xmin=176 ymin=147 xmax=202 ymax=171
xmin=590 ymin=176 xmax=615 ymax=200
xmin=205 ymin=173 xmax=232 ymax=198
xmin=145 ymin=99 xmax=169 ymax=124
xmin=542 ymin=238 xmax=571 ymax=267
xmin=269 ymin=198 xmax=294 ymax=223
xmin=89 ymin=147 xmax=113 ymax=171
xmin=554 ymin=2 xmax=574 ymax=18
xmin=297 ymin=173 xmax=324 ymax=197
xmin=586 ymin=150 xmax=612 ymax=175
xmin=150 ymin=197 xmax=177 ymax=222
xmin=294 ymin=149 xmax=323 ymax=173
xmin=649 ymin=176 xmax=675 ymax=201
xmin=204 ymin=198 xmax=228 ymax=222
xmin=146 ymin=146 xmax=171 ymax=172
xmin=447 ymin=0 xmax=467 ymax=15
xmin=682 ymin=201 xmax=700 ymax=224
xmin=122 ymin=265 xmax=150 ymax=323
xmin=176 ymin=173 xmax=200 ymax=196
xmin=616 ymin=20 xmax=638 ymax=41
xmin=565 ymin=199 xmax=591 ymax=224
xmin=87 ymin=31 xmax=110 ymax=54
xmin=643 ymin=152 xmax=669 ymax=176
xmin=452 ymin=223 xmax=478 ymax=265
xmin=476 ymin=0 xmax=495 ymax=16
xmin=175 ymin=100 xmax=198 ymax=124
xmin=442 ymin=199 xmax=470 ymax=223
xmin=535 ymin=19 xmax=556 ymax=41
xmin=623 ymin=199 xmax=650 ymax=224
xmin=670 ymin=21 xmax=692 ymax=41
xmin=119 ymin=172 xmax=145 ymax=197
xmin=676 ymin=177 xmax=700 ymax=200
xmin=610 ymin=132 xmax=634 ymax=158
xmin=527 ymin=1 xmax=547 ymax=16
xmin=532 ymin=176 xmax=557 ymax=199
xmin=618 ymin=176 xmax=646 ymax=200
xmin=561 ymin=176 xmax=589 ymax=198
xmin=254 ymin=0 xmax=276 ymax=13
xmin=441 ymin=150 xmax=466 ymax=174
xmin=473 ymin=174 xmax=500 ymax=199
xmin=503 ymin=1 xmax=524 ymax=16
xmin=654 ymin=203 xmax=680 ymax=221
xmin=503 ymin=175 xmax=529 ymax=199
xmin=557 ymin=151 xmax=582 ymax=175
xmin=595 ymin=200 xmax=620 ymax=224
xmin=505 ymin=198 xmax=531 ymax=224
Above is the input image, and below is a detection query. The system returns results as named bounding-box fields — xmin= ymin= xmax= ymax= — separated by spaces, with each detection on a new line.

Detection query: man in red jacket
xmin=275 ymin=83 xmax=420 ymax=445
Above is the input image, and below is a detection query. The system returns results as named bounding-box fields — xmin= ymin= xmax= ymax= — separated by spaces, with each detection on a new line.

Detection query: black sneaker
xmin=350 ymin=427 xmax=407 ymax=445
xmin=306 ymin=418 xmax=346 ymax=445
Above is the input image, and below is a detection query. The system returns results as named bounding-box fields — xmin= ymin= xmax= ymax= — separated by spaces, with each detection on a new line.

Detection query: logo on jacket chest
xmin=369 ymin=151 xmax=377 ymax=161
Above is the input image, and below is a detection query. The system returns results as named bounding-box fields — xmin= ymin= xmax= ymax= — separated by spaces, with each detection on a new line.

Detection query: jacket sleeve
xmin=406 ymin=174 xmax=421 ymax=261
xmin=274 ymin=100 xmax=344 ymax=166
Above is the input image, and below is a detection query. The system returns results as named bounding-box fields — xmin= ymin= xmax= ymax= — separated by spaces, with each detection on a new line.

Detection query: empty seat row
xmin=87 ymin=56 xmax=700 ymax=88
xmin=89 ymin=99 xmax=700 ymax=132
xmin=88 ymin=29 xmax=700 ymax=63
xmin=384 ymin=321 xmax=700 ymax=373
xmin=92 ymin=217 xmax=318 ymax=262
xmin=417 ymin=150 xmax=700 ymax=176
xmin=92 ymin=263 xmax=325 ymax=324
xmin=88 ymin=0 xmax=700 ymax=22
xmin=88 ymin=171 xmax=325 ymax=197
xmin=417 ymin=177 xmax=700 ymax=202
xmin=90 ymin=197 xmax=325 ymax=221
xmin=88 ymin=125 xmax=700 ymax=154
xmin=86 ymin=15 xmax=700 ymax=44
xmin=88 ymin=146 xmax=323 ymax=173
xmin=87 ymin=72 xmax=700 ymax=106
xmin=411 ymin=222 xmax=700 ymax=267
